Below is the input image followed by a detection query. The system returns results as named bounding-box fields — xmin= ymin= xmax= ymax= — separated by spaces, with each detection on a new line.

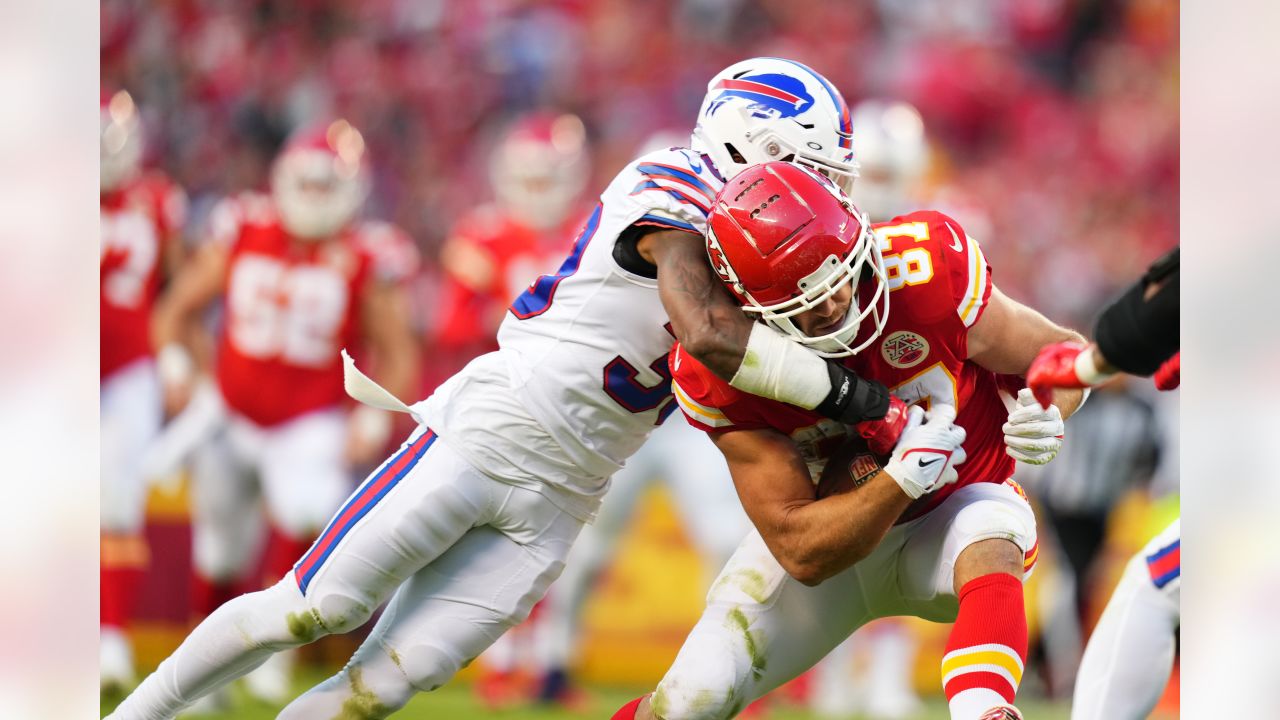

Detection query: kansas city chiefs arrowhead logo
xmin=705 ymin=227 xmax=742 ymax=291
xmin=880 ymin=330 xmax=929 ymax=369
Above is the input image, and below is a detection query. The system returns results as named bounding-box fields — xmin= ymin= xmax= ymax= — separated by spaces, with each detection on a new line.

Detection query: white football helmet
xmin=270 ymin=119 xmax=370 ymax=240
xmin=691 ymin=57 xmax=858 ymax=194
xmin=101 ymin=89 xmax=143 ymax=192
xmin=850 ymin=99 xmax=928 ymax=220
xmin=490 ymin=113 xmax=589 ymax=231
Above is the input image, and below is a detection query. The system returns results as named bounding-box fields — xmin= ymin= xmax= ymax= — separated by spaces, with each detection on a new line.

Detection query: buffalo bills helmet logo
xmin=707 ymin=73 xmax=816 ymax=120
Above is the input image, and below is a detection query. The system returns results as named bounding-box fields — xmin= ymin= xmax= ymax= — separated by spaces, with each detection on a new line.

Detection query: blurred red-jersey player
xmin=151 ymin=120 xmax=420 ymax=703
xmin=100 ymin=87 xmax=190 ymax=693
xmin=428 ymin=113 xmax=591 ymax=391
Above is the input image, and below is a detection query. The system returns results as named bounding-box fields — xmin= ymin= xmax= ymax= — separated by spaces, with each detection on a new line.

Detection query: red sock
xmin=262 ymin=528 xmax=312 ymax=587
xmin=612 ymin=696 xmax=645 ymax=720
xmin=941 ymin=573 xmax=1027 ymax=708
xmin=190 ymin=573 xmax=239 ymax=618
xmin=101 ymin=534 xmax=148 ymax=630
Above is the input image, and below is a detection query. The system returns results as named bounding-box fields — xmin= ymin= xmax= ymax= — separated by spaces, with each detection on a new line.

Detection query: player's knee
xmin=396 ymin=641 xmax=466 ymax=694
xmin=953 ymin=538 xmax=1028 ymax=594
xmin=303 ymin=586 xmax=377 ymax=636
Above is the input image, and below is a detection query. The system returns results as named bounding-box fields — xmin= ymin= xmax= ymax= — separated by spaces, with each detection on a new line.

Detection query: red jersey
xmin=100 ymin=172 xmax=187 ymax=379
xmin=427 ymin=203 xmax=586 ymax=388
xmin=672 ymin=210 xmax=1013 ymax=521
xmin=211 ymin=194 xmax=418 ymax=426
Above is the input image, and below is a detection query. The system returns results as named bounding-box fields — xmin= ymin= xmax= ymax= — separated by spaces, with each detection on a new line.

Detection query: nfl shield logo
xmin=880 ymin=330 xmax=929 ymax=369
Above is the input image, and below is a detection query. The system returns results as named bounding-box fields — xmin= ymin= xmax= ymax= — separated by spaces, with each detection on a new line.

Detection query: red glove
xmin=1026 ymin=341 xmax=1090 ymax=409
xmin=854 ymin=395 xmax=910 ymax=456
xmin=1153 ymin=352 xmax=1180 ymax=391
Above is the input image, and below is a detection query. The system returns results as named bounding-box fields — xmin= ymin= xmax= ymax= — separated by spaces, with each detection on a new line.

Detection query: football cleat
xmin=100 ymin=626 xmax=136 ymax=694
xmin=977 ymin=704 xmax=1025 ymax=720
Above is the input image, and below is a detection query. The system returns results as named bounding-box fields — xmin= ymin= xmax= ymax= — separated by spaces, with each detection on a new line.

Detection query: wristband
xmin=1074 ymin=347 xmax=1116 ymax=386
xmin=728 ymin=323 xmax=831 ymax=410
xmin=815 ymin=363 xmax=891 ymax=424
xmin=156 ymin=343 xmax=194 ymax=387
xmin=351 ymin=404 xmax=393 ymax=448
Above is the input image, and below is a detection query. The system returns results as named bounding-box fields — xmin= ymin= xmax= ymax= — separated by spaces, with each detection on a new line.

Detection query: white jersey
xmin=415 ymin=147 xmax=725 ymax=521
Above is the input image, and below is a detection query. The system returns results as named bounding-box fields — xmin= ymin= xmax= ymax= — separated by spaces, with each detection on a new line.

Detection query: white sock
xmin=949 ymin=687 xmax=1007 ymax=719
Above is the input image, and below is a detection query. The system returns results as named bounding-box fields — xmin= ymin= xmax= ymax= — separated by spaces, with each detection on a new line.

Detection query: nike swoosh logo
xmin=918 ymin=457 xmax=942 ymax=468
xmin=946 ymin=222 xmax=962 ymax=252
xmin=679 ymin=150 xmax=703 ymax=174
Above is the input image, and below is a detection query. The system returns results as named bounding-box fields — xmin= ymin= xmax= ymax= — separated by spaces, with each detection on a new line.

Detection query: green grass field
xmin=102 ymin=670 xmax=1072 ymax=719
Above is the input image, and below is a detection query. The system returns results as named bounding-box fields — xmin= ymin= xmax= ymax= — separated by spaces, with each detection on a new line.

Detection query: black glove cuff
xmin=815 ymin=362 xmax=891 ymax=423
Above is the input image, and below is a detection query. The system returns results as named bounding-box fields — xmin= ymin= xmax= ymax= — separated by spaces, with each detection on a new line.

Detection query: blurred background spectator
xmin=101 ymin=0 xmax=1177 ymax=332
xmin=102 ymin=0 xmax=1177 ymax=715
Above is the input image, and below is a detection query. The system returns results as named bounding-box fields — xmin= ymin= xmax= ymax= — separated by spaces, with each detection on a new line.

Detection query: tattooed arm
xmin=638 ymin=229 xmax=752 ymax=380
xmin=638 ymin=228 xmax=892 ymax=422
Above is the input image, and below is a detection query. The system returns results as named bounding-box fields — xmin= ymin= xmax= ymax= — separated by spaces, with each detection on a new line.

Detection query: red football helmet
xmin=270 ymin=119 xmax=370 ymax=240
xmin=706 ymin=162 xmax=889 ymax=357
xmin=101 ymin=88 xmax=143 ymax=192
xmin=489 ymin=113 xmax=589 ymax=231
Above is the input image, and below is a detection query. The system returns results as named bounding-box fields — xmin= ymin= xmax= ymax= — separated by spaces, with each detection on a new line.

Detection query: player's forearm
xmin=1051 ymin=386 xmax=1086 ymax=419
xmin=150 ymin=293 xmax=198 ymax=355
xmin=767 ymin=474 xmax=911 ymax=586
xmin=656 ymin=246 xmax=751 ymax=377
xmin=371 ymin=337 xmax=419 ymax=401
xmin=1094 ymin=251 xmax=1179 ymax=377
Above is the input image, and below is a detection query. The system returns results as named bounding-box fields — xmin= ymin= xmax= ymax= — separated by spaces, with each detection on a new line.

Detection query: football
xmin=815 ymin=433 xmax=887 ymax=499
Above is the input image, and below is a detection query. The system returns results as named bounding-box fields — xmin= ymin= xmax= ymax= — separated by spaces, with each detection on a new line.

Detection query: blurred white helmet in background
xmin=691 ymin=57 xmax=858 ymax=193
xmin=490 ymin=113 xmax=589 ymax=231
xmin=849 ymin=99 xmax=929 ymax=220
xmin=636 ymin=129 xmax=694 ymax=156
xmin=271 ymin=119 xmax=370 ymax=240
xmin=101 ymin=88 xmax=144 ymax=192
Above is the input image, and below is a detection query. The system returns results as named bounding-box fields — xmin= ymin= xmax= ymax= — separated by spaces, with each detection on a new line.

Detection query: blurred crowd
xmin=101 ymin=0 xmax=1180 ymax=712
xmin=101 ymin=0 xmax=1177 ymax=330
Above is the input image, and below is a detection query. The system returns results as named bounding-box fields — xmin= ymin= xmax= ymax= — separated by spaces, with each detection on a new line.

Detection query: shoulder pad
xmin=873 ymin=209 xmax=992 ymax=328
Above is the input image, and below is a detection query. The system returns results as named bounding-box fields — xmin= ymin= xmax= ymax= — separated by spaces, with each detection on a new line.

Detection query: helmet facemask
xmin=271 ymin=121 xmax=369 ymax=241
xmin=490 ymin=114 xmax=589 ymax=231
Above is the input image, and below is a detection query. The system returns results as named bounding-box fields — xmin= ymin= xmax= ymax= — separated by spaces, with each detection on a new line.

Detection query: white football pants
xmin=101 ymin=359 xmax=163 ymax=533
xmin=189 ymin=407 xmax=349 ymax=582
xmin=1071 ymin=519 xmax=1180 ymax=720
xmin=651 ymin=481 xmax=1037 ymax=720
xmin=540 ymin=417 xmax=749 ymax=668
xmin=107 ymin=427 xmax=584 ymax=720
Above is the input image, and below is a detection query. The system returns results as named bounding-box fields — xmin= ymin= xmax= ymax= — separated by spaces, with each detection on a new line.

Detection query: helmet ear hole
xmin=724 ymin=143 xmax=747 ymax=164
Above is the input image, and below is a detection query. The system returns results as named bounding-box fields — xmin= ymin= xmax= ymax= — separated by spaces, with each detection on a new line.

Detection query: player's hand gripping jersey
xmin=673 ymin=210 xmax=1014 ymax=520
xmin=211 ymin=193 xmax=418 ymax=427
xmin=101 ymin=171 xmax=187 ymax=379
xmin=413 ymin=147 xmax=724 ymax=520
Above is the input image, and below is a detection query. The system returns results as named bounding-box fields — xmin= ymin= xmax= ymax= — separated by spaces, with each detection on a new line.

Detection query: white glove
xmin=884 ymin=404 xmax=968 ymax=500
xmin=1004 ymin=387 xmax=1064 ymax=465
